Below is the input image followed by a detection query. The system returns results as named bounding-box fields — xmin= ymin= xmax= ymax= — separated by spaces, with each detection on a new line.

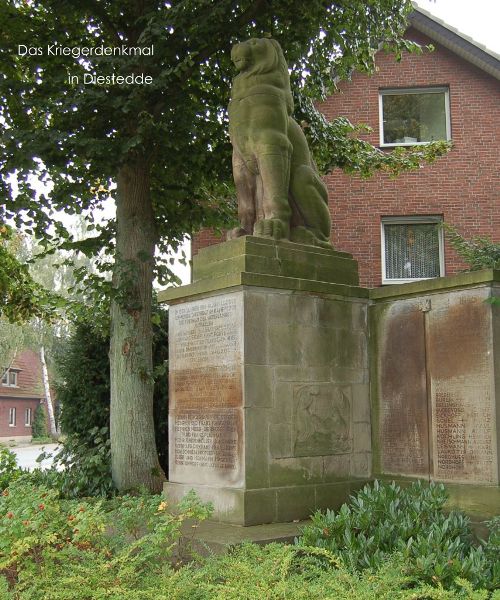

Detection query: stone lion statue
xmin=227 ymin=38 xmax=332 ymax=248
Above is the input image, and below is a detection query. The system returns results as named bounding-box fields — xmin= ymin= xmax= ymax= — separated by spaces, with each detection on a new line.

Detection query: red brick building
xmin=193 ymin=6 xmax=500 ymax=288
xmin=0 ymin=349 xmax=46 ymax=440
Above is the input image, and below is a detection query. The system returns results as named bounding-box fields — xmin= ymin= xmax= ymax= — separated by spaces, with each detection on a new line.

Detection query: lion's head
xmin=231 ymin=38 xmax=288 ymax=76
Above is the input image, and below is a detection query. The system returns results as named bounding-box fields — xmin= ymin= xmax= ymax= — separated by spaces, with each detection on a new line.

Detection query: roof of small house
xmin=409 ymin=4 xmax=500 ymax=80
xmin=1 ymin=348 xmax=45 ymax=400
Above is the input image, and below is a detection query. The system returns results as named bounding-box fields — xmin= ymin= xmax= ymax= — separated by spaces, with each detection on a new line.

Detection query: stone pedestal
xmin=159 ymin=236 xmax=371 ymax=525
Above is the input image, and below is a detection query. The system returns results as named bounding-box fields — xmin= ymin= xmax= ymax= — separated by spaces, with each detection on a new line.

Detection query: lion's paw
xmin=254 ymin=218 xmax=289 ymax=240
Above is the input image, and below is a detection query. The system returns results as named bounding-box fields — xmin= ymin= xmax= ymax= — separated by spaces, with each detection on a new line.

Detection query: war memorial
xmin=159 ymin=38 xmax=500 ymax=526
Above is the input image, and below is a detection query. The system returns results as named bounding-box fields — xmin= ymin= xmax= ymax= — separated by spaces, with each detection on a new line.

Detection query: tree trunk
xmin=40 ymin=346 xmax=58 ymax=436
xmin=109 ymin=159 xmax=165 ymax=492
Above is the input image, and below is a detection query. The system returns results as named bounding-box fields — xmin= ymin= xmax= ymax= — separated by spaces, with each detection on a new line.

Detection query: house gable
xmin=318 ymin=23 xmax=500 ymax=287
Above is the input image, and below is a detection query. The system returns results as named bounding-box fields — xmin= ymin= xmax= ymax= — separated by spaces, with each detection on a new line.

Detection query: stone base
xmin=164 ymin=480 xmax=368 ymax=526
xmin=160 ymin=236 xmax=370 ymax=525
xmin=192 ymin=235 xmax=360 ymax=286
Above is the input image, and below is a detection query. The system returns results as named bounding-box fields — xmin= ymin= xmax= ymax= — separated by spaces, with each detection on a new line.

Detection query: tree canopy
xmin=0 ymin=0 xmax=450 ymax=491
xmin=1 ymin=0 xmax=447 ymax=267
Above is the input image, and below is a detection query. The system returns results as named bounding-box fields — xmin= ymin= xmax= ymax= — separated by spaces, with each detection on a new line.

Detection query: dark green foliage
xmin=0 ymin=225 xmax=63 ymax=323
xmin=444 ymin=224 xmax=500 ymax=271
xmin=298 ymin=480 xmax=498 ymax=591
xmin=54 ymin=304 xmax=169 ymax=478
xmin=481 ymin=516 xmax=500 ymax=589
xmin=31 ymin=427 xmax=114 ymax=498
xmin=31 ymin=403 xmax=49 ymax=440
xmin=152 ymin=307 xmax=169 ymax=474
xmin=0 ymin=447 xmax=21 ymax=491
xmin=0 ymin=477 xmax=497 ymax=598
xmin=55 ymin=321 xmax=110 ymax=438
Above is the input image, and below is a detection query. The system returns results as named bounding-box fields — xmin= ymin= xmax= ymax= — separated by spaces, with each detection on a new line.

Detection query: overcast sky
xmin=414 ymin=0 xmax=500 ymax=53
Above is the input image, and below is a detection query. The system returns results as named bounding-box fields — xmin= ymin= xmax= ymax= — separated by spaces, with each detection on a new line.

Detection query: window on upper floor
xmin=379 ymin=87 xmax=451 ymax=147
xmin=9 ymin=407 xmax=16 ymax=427
xmin=381 ymin=216 xmax=445 ymax=284
xmin=1 ymin=369 xmax=18 ymax=387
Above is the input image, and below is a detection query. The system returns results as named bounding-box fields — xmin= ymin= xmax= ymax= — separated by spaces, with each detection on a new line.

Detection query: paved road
xmin=10 ymin=444 xmax=61 ymax=471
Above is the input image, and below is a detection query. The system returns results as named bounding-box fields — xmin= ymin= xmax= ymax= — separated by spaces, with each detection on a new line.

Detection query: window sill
xmin=379 ymin=141 xmax=449 ymax=149
xmin=382 ymin=276 xmax=442 ymax=285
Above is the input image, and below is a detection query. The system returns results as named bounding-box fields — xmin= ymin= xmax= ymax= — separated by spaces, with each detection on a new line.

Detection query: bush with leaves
xmin=1 ymin=477 xmax=498 ymax=599
xmin=0 ymin=480 xmax=212 ymax=598
xmin=31 ymin=403 xmax=49 ymax=440
xmin=52 ymin=302 xmax=169 ymax=491
xmin=443 ymin=224 xmax=500 ymax=271
xmin=298 ymin=480 xmax=498 ymax=591
xmin=0 ymin=448 xmax=21 ymax=492
xmin=167 ymin=542 xmax=498 ymax=600
xmin=54 ymin=319 xmax=111 ymax=439
xmin=28 ymin=427 xmax=114 ymax=499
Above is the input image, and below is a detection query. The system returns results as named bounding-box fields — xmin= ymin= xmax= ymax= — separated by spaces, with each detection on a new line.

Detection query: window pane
xmin=1 ymin=371 xmax=7 ymax=384
xmin=382 ymin=92 xmax=447 ymax=143
xmin=9 ymin=371 xmax=16 ymax=386
xmin=384 ymin=223 xmax=441 ymax=279
xmin=9 ymin=408 xmax=16 ymax=426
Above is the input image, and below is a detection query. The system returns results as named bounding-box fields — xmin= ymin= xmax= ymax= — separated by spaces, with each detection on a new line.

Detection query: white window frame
xmin=379 ymin=87 xmax=451 ymax=147
xmin=25 ymin=407 xmax=32 ymax=427
xmin=1 ymin=369 xmax=18 ymax=387
xmin=8 ymin=407 xmax=16 ymax=427
xmin=381 ymin=216 xmax=445 ymax=285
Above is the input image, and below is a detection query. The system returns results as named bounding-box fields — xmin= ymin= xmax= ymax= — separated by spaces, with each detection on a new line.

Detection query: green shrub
xmin=0 ymin=448 xmax=21 ymax=491
xmin=27 ymin=427 xmax=114 ymax=499
xmin=54 ymin=321 xmax=110 ymax=439
xmin=0 ymin=480 xmax=212 ymax=599
xmin=298 ymin=480 xmax=497 ymax=591
xmin=481 ymin=516 xmax=500 ymax=590
xmin=31 ymin=403 xmax=48 ymax=440
xmin=1 ymin=478 xmax=497 ymax=599
xmin=54 ymin=304 xmax=169 ymax=475
xmin=168 ymin=542 xmax=498 ymax=600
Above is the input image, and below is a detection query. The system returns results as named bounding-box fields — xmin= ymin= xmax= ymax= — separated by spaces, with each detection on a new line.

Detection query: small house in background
xmin=0 ymin=349 xmax=48 ymax=442
xmin=192 ymin=5 xmax=500 ymax=288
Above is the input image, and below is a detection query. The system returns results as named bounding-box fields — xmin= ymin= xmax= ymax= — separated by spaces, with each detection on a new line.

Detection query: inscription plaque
xmin=174 ymin=409 xmax=239 ymax=470
xmin=169 ymin=294 xmax=244 ymax=485
xmin=428 ymin=299 xmax=496 ymax=483
xmin=432 ymin=384 xmax=495 ymax=483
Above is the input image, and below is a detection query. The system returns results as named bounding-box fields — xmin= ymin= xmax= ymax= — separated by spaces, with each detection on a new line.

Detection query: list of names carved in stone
xmin=173 ymin=409 xmax=240 ymax=470
xmin=171 ymin=296 xmax=241 ymax=369
xmin=434 ymin=386 xmax=494 ymax=482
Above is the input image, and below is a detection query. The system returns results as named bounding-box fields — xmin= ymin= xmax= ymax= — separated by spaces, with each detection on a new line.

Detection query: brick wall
xmin=192 ymin=228 xmax=226 ymax=257
xmin=193 ymin=28 xmax=500 ymax=288
xmin=0 ymin=399 xmax=41 ymax=437
xmin=320 ymin=28 xmax=500 ymax=287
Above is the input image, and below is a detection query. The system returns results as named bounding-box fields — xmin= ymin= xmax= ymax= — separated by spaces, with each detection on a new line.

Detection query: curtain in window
xmin=385 ymin=223 xmax=440 ymax=279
